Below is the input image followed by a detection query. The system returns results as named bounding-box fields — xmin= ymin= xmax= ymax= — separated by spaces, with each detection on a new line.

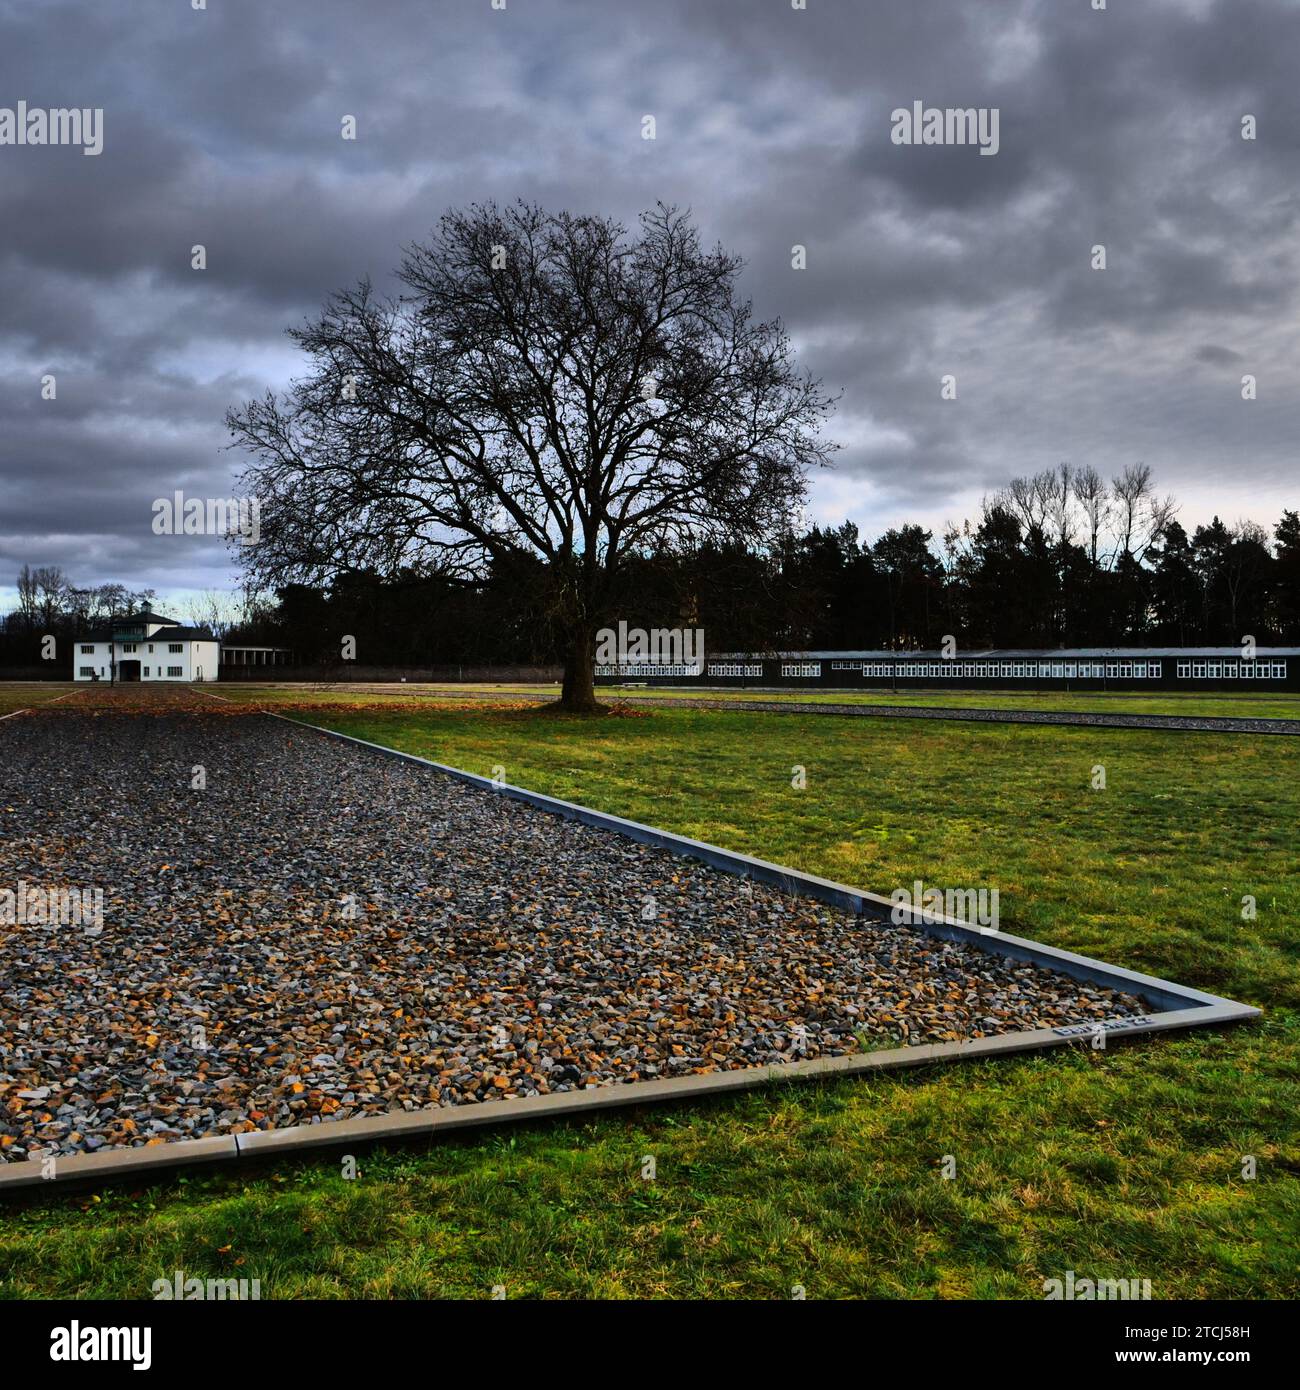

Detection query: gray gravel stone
xmin=0 ymin=697 xmax=1147 ymax=1157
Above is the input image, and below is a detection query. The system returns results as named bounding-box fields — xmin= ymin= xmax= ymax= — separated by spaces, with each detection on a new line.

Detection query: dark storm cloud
xmin=1 ymin=0 xmax=1298 ymax=604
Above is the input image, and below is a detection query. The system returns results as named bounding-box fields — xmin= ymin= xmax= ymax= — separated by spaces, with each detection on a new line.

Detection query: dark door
xmin=119 ymin=660 xmax=141 ymax=682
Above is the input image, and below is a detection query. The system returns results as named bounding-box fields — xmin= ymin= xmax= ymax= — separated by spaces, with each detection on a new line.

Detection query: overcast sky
xmin=2 ymin=0 xmax=1297 ymax=610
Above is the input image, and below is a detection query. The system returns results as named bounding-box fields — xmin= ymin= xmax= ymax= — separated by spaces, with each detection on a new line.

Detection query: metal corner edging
xmin=0 ymin=705 xmax=1260 ymax=1191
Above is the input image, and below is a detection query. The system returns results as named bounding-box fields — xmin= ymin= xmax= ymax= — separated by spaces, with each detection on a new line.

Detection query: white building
xmin=74 ymin=611 xmax=221 ymax=683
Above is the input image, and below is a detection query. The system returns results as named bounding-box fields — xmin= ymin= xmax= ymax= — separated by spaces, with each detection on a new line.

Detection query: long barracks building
xmin=594 ymin=648 xmax=1300 ymax=693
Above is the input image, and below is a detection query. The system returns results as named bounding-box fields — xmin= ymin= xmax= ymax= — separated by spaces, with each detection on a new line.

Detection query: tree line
xmin=5 ymin=485 xmax=1298 ymax=670
xmin=0 ymin=570 xmax=264 ymax=668
xmin=255 ymin=488 xmax=1299 ymax=662
xmin=5 ymin=482 xmax=1297 ymax=671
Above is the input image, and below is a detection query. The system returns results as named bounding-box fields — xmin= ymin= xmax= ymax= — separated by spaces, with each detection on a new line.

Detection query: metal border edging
xmin=0 ymin=706 xmax=1260 ymax=1191
xmin=267 ymin=713 xmax=1257 ymax=1018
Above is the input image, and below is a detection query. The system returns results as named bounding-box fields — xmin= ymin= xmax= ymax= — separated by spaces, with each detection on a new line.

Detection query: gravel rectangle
xmin=1 ymin=701 xmax=1148 ymax=1159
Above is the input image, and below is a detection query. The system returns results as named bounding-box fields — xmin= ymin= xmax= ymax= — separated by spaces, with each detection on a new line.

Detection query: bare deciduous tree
xmin=227 ymin=202 xmax=835 ymax=710
xmin=1071 ymin=464 xmax=1110 ymax=569
xmin=1044 ymin=462 xmax=1076 ymax=548
xmin=1000 ymin=469 xmax=1066 ymax=540
xmin=1112 ymin=462 xmax=1177 ymax=565
xmin=15 ymin=565 xmax=39 ymax=632
xmin=30 ymin=566 xmax=67 ymax=632
xmin=180 ymin=589 xmax=240 ymax=637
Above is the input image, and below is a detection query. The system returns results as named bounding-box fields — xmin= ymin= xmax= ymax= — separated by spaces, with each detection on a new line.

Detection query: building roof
xmin=77 ymin=622 xmax=216 ymax=642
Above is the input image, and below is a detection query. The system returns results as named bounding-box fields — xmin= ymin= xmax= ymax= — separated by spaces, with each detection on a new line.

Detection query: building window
xmin=144 ymin=667 xmax=150 ymax=677
xmin=781 ymin=663 xmax=821 ymax=678
xmin=1193 ymin=662 xmax=1206 ymax=678
xmin=1149 ymin=662 xmax=1161 ymax=678
xmin=148 ymin=644 xmax=154 ymax=653
xmin=122 ymin=643 xmax=137 ymax=653
xmin=1052 ymin=663 xmax=1064 ymax=678
xmin=168 ymin=643 xmax=183 ymax=653
xmin=167 ymin=666 xmax=183 ymax=677
xmin=1177 ymin=662 xmax=1191 ymax=678
xmin=1207 ymin=661 xmax=1222 ymax=678
xmin=707 ymin=663 xmax=762 ymax=677
xmin=80 ymin=644 xmax=94 ymax=654
xmin=596 ymin=664 xmax=703 ymax=677
xmin=79 ymin=666 xmax=94 ymax=676
xmin=1119 ymin=663 xmax=1132 ymax=679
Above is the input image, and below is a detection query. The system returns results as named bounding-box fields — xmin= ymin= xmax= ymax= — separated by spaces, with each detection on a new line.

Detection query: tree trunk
xmin=556 ymin=624 xmax=602 ymax=713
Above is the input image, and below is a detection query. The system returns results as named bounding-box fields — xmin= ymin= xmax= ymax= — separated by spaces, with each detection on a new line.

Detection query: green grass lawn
xmin=2 ymin=703 xmax=1297 ymax=1300
xmin=212 ymin=679 xmax=1300 ymax=721
xmin=0 ymin=683 xmax=79 ymax=715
